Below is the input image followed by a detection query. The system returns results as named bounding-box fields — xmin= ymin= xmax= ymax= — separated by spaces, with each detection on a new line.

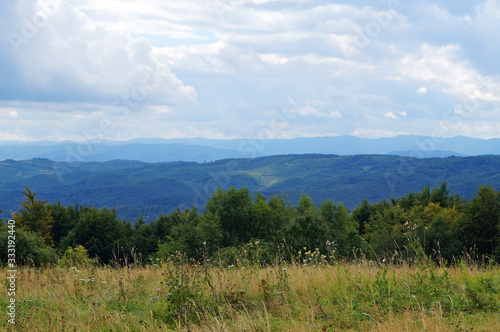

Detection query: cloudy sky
xmin=1 ymin=0 xmax=500 ymax=141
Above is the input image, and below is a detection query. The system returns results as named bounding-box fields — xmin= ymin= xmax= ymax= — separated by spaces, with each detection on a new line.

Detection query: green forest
xmin=2 ymin=154 xmax=500 ymax=223
xmin=2 ymin=181 xmax=499 ymax=267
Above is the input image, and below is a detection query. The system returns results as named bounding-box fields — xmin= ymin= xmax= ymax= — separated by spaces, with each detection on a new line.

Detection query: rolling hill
xmin=1 ymin=154 xmax=500 ymax=221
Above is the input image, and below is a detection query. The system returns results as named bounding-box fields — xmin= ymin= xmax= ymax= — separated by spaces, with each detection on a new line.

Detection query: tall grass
xmin=1 ymin=251 xmax=499 ymax=331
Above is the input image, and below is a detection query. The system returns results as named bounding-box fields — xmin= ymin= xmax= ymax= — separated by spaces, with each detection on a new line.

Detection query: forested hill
xmin=1 ymin=154 xmax=500 ymax=221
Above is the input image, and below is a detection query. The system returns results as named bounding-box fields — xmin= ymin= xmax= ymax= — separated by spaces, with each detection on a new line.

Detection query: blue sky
xmin=1 ymin=0 xmax=500 ymax=141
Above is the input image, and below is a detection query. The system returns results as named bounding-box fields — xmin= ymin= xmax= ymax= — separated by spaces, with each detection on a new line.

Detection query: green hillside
xmin=1 ymin=154 xmax=500 ymax=221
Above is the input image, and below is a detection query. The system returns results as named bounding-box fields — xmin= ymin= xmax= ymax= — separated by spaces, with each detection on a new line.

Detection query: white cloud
xmin=291 ymin=105 xmax=342 ymax=118
xmin=1 ymin=0 xmax=500 ymax=141
xmin=398 ymin=44 xmax=500 ymax=102
xmin=2 ymin=1 xmax=197 ymax=106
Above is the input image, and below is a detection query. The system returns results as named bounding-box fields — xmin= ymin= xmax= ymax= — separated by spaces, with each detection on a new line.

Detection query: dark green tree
xmin=425 ymin=213 xmax=463 ymax=262
xmin=251 ymin=193 xmax=274 ymax=241
xmin=463 ymin=185 xmax=500 ymax=258
xmin=351 ymin=198 xmax=375 ymax=235
xmin=204 ymin=186 xmax=253 ymax=246
xmin=128 ymin=216 xmax=158 ymax=259
xmin=265 ymin=193 xmax=295 ymax=242
xmin=60 ymin=206 xmax=131 ymax=263
xmin=48 ymin=202 xmax=82 ymax=252
xmin=284 ymin=193 xmax=327 ymax=252
xmin=12 ymin=186 xmax=54 ymax=247
xmin=320 ymin=199 xmax=359 ymax=257
xmin=364 ymin=199 xmax=409 ymax=258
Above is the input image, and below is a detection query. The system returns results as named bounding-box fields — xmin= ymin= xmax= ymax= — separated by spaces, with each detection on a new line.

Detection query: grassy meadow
xmin=1 ymin=255 xmax=499 ymax=331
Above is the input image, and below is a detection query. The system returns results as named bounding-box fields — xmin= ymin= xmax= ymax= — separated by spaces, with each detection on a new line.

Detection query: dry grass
xmin=1 ymin=261 xmax=499 ymax=331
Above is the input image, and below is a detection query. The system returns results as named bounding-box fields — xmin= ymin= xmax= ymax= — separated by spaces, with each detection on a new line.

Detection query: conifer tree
xmin=11 ymin=185 xmax=54 ymax=247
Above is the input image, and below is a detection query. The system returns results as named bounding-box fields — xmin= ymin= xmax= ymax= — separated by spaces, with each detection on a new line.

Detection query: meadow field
xmin=2 ymin=255 xmax=499 ymax=331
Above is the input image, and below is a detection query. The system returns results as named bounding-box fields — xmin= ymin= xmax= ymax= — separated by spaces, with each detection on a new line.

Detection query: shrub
xmin=58 ymin=245 xmax=96 ymax=267
xmin=0 ymin=228 xmax=58 ymax=267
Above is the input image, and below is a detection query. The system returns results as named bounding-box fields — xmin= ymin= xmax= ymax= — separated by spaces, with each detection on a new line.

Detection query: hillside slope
xmin=1 ymin=155 xmax=500 ymax=221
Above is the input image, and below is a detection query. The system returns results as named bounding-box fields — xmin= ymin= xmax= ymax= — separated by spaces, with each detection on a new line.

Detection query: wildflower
xmin=255 ymin=241 xmax=260 ymax=245
xmin=282 ymin=268 xmax=287 ymax=271
xmin=156 ymin=288 xmax=160 ymax=291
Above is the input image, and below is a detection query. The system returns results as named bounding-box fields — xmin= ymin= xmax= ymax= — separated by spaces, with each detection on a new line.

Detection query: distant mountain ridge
xmin=1 ymin=135 xmax=499 ymax=162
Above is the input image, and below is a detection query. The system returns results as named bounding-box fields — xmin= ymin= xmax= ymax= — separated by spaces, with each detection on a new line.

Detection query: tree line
xmin=1 ymin=182 xmax=499 ymax=266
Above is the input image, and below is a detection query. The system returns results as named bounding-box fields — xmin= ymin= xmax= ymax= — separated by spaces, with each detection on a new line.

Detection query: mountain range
xmin=1 ymin=154 xmax=500 ymax=222
xmin=1 ymin=135 xmax=499 ymax=163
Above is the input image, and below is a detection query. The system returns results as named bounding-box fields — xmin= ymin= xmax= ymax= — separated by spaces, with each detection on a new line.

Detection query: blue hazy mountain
xmin=1 ymin=135 xmax=499 ymax=162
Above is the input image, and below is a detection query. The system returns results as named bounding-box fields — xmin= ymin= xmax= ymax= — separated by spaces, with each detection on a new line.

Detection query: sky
xmin=1 ymin=0 xmax=500 ymax=141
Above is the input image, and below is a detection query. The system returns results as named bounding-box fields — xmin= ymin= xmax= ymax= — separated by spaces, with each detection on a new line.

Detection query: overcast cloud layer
xmin=1 ymin=0 xmax=500 ymax=141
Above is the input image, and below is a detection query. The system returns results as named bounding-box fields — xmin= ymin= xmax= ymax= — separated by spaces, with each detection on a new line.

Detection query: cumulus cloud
xmin=1 ymin=0 xmax=499 ymax=141
xmin=1 ymin=0 xmax=196 ymax=106
xmin=398 ymin=43 xmax=500 ymax=102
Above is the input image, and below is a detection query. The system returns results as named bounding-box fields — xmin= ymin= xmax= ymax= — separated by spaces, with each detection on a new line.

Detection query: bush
xmin=58 ymin=245 xmax=96 ymax=267
xmin=0 ymin=228 xmax=58 ymax=267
